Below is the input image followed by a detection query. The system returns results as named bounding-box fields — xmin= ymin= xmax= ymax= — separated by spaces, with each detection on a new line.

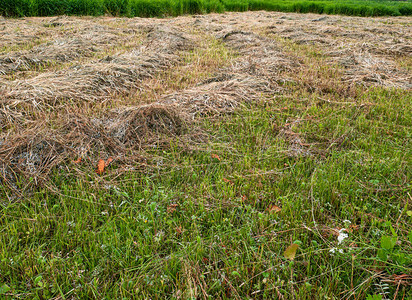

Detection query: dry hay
xmin=145 ymin=25 xmax=194 ymax=53
xmin=0 ymin=18 xmax=48 ymax=51
xmin=0 ymin=15 xmax=133 ymax=51
xmin=0 ymin=23 xmax=198 ymax=190
xmin=337 ymin=51 xmax=412 ymax=89
xmin=0 ymin=16 xmax=140 ymax=75
xmin=256 ymin=12 xmax=411 ymax=89
xmin=0 ymin=25 xmax=195 ymax=110
xmin=0 ymin=71 xmax=278 ymax=190
xmin=107 ymin=104 xmax=188 ymax=147
xmin=0 ymin=104 xmax=190 ymax=190
xmin=1 ymin=37 xmax=111 ymax=76
xmin=0 ymin=20 xmax=141 ymax=76
xmin=2 ymin=51 xmax=172 ymax=108
xmin=161 ymin=74 xmax=277 ymax=116
xmin=280 ymin=30 xmax=333 ymax=46
xmin=217 ymin=30 xmax=298 ymax=83
xmin=0 ymin=106 xmax=25 ymax=132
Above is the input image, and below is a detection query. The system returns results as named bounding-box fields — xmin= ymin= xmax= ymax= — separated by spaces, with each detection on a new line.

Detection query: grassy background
xmin=1 ymin=0 xmax=411 ymax=17
xmin=1 ymin=88 xmax=411 ymax=298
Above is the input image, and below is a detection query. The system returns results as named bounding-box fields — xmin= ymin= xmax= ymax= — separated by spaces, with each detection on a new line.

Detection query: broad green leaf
xmin=380 ymin=236 xmax=396 ymax=250
xmin=408 ymin=231 xmax=412 ymax=243
xmin=283 ymin=243 xmax=299 ymax=260
xmin=377 ymin=249 xmax=388 ymax=261
xmin=406 ymin=210 xmax=412 ymax=217
xmin=0 ymin=284 xmax=10 ymax=295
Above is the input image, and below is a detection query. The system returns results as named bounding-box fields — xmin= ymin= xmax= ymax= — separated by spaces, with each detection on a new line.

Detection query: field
xmin=1 ymin=0 xmax=412 ymax=18
xmin=0 ymin=11 xmax=411 ymax=299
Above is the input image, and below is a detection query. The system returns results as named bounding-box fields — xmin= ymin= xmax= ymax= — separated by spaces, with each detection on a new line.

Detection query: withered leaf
xmin=223 ymin=178 xmax=234 ymax=185
xmin=96 ymin=159 xmax=105 ymax=175
xmin=284 ymin=243 xmax=299 ymax=260
xmin=167 ymin=203 xmax=179 ymax=214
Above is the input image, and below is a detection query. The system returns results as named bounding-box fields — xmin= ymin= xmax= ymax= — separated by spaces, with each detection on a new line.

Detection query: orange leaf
xmin=105 ymin=157 xmax=114 ymax=167
xmin=267 ymin=205 xmax=281 ymax=213
xmin=223 ymin=178 xmax=233 ymax=185
xmin=211 ymin=153 xmax=221 ymax=161
xmin=72 ymin=157 xmax=82 ymax=164
xmin=96 ymin=159 xmax=105 ymax=175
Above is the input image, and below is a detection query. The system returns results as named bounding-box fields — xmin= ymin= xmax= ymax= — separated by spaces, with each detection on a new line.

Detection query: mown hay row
xmin=336 ymin=52 xmax=412 ymax=89
xmin=161 ymin=74 xmax=277 ymax=116
xmin=257 ymin=13 xmax=411 ymax=89
xmin=0 ymin=25 xmax=195 ymax=110
xmin=0 ymin=29 xmax=130 ymax=75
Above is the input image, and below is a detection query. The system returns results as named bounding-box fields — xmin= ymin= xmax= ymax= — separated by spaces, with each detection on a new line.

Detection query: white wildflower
xmin=337 ymin=229 xmax=348 ymax=245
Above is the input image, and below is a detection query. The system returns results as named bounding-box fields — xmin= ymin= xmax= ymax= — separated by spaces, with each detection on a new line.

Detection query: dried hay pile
xmin=1 ymin=38 xmax=102 ymax=75
xmin=0 ymin=104 xmax=192 ymax=191
xmin=220 ymin=30 xmax=297 ymax=81
xmin=337 ymin=52 xmax=411 ymax=89
xmin=1 ymin=25 xmax=194 ymax=110
xmin=0 ymin=16 xmax=141 ymax=75
xmin=162 ymin=74 xmax=276 ymax=116
xmin=258 ymin=12 xmax=411 ymax=89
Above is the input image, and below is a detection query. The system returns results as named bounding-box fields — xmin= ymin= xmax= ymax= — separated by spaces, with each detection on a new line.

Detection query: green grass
xmin=1 ymin=87 xmax=411 ymax=298
xmin=0 ymin=0 xmax=411 ymax=17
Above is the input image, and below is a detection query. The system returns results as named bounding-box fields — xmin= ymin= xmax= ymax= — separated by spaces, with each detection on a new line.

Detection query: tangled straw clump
xmin=0 ymin=105 xmax=191 ymax=191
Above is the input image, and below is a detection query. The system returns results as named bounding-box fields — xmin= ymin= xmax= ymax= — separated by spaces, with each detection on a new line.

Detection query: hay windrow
xmin=1 ymin=25 xmax=196 ymax=110
xmin=0 ymin=106 xmax=25 ymax=132
xmin=0 ymin=17 xmax=142 ymax=76
xmin=161 ymin=74 xmax=278 ymax=116
xmin=0 ymin=69 xmax=279 ymax=189
xmin=2 ymin=51 xmax=173 ymax=107
xmin=108 ymin=104 xmax=188 ymax=145
xmin=1 ymin=37 xmax=106 ymax=76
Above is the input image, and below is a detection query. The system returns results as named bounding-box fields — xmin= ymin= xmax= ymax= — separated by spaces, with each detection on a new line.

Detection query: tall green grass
xmin=0 ymin=0 xmax=411 ymax=18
